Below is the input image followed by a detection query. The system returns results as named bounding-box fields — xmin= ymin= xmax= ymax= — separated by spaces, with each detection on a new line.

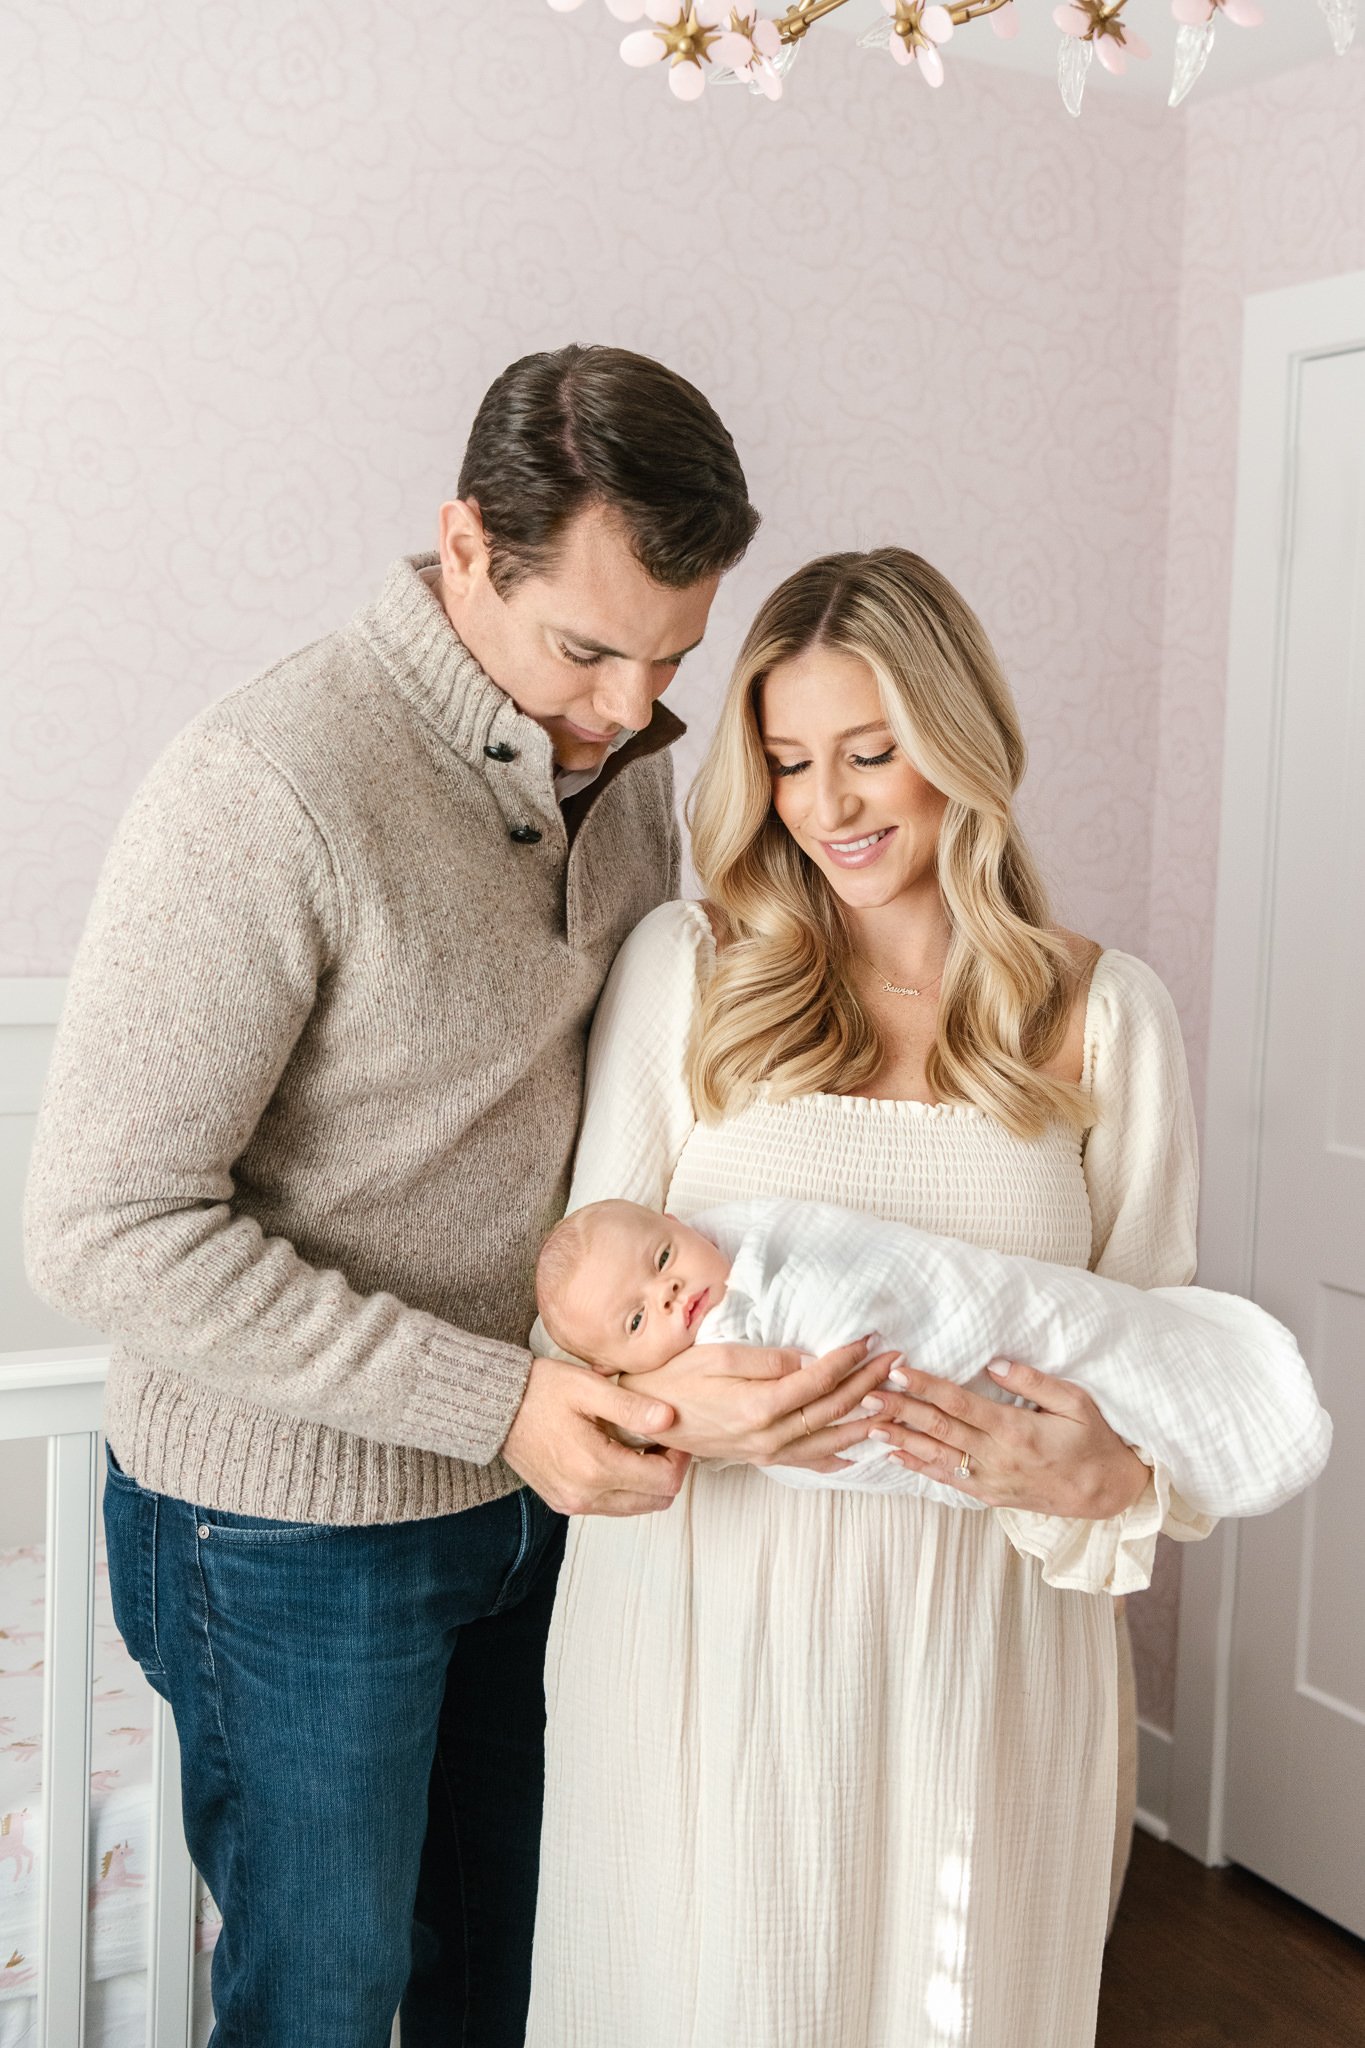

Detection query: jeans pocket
xmin=193 ymin=1507 xmax=342 ymax=1544
xmin=102 ymin=1448 xmax=164 ymax=1678
xmin=491 ymin=1489 xmax=565 ymax=1614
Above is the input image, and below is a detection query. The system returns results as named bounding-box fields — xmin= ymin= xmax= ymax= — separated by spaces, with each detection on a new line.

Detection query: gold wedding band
xmin=956 ymin=1450 xmax=972 ymax=1478
xmin=800 ymin=1407 xmax=813 ymax=1437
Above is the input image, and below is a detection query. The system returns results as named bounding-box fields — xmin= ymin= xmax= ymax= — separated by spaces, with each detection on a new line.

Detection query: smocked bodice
xmin=666 ymin=1091 xmax=1094 ymax=1267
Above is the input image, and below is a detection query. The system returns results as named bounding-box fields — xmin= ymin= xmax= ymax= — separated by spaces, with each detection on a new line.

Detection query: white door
xmin=1222 ymin=340 xmax=1365 ymax=1936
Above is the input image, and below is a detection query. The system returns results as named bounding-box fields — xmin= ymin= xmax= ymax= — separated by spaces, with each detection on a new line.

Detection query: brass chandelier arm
xmin=945 ymin=0 xmax=1015 ymax=21
xmin=773 ymin=0 xmax=1015 ymax=43
xmin=774 ymin=0 xmax=856 ymax=45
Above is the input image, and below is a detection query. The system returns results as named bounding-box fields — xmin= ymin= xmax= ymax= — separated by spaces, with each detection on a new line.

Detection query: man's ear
xmin=437 ymin=497 xmax=490 ymax=600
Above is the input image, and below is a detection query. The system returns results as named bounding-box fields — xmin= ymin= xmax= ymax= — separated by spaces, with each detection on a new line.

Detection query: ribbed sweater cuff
xmin=105 ymin=1355 xmax=524 ymax=1525
xmin=407 ymin=1327 xmax=534 ymax=1466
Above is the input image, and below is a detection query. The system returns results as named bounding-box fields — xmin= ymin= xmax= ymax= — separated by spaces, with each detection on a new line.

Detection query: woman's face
xmin=758 ymin=645 xmax=948 ymax=914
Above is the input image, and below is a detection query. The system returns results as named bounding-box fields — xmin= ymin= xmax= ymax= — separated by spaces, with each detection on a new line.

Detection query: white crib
xmin=0 ymin=1349 xmax=201 ymax=2048
xmin=1 ymin=990 xmax=404 ymax=2048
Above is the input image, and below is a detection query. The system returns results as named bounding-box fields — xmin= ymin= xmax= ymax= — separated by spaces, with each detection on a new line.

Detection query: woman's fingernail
xmin=987 ymin=1363 xmax=1009 ymax=1379
xmin=868 ymin=1429 xmax=890 ymax=1442
xmin=643 ymin=1402 xmax=671 ymax=1430
xmin=798 ymin=1353 xmax=817 ymax=1368
xmin=866 ymin=1332 xmax=885 ymax=1352
xmin=887 ymin=1368 xmax=909 ymax=1390
xmin=859 ymin=1396 xmax=884 ymax=1414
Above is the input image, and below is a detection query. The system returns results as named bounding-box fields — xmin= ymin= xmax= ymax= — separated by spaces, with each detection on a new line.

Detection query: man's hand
xmin=620 ymin=1337 xmax=900 ymax=1466
xmin=502 ymin=1357 xmax=691 ymax=1518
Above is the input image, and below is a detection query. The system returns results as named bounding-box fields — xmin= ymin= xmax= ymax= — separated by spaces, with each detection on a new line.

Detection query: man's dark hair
xmin=457 ymin=345 xmax=760 ymax=597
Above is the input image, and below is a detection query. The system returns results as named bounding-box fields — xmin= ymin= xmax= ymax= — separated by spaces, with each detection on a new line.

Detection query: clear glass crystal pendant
xmin=1169 ymin=18 xmax=1215 ymax=103
xmin=711 ymin=37 xmax=801 ymax=90
xmin=1318 ymin=0 xmax=1357 ymax=52
xmin=856 ymin=12 xmax=896 ymax=46
xmin=1057 ymin=32 xmax=1092 ymax=115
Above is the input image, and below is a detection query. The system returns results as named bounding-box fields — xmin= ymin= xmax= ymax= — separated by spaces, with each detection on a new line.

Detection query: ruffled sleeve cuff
xmin=996 ymin=1454 xmax=1216 ymax=1596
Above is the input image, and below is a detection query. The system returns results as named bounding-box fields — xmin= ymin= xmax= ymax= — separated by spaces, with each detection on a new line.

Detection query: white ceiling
xmin=823 ymin=0 xmax=1353 ymax=103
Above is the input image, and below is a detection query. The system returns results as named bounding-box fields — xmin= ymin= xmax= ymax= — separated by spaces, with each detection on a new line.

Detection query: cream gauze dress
xmin=526 ymin=900 xmax=1208 ymax=2048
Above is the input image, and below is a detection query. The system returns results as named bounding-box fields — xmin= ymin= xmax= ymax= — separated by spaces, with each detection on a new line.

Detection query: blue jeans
xmin=103 ymin=1448 xmax=565 ymax=2048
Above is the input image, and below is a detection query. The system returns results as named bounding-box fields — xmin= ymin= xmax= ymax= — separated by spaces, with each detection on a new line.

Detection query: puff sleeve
xmin=996 ymin=951 xmax=1216 ymax=1594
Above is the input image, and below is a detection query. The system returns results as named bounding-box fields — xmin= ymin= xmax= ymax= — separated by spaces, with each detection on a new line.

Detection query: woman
xmin=526 ymin=549 xmax=1208 ymax=2048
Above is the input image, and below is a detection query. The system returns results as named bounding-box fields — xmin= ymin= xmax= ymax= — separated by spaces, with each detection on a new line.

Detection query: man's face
xmin=437 ymin=500 xmax=721 ymax=774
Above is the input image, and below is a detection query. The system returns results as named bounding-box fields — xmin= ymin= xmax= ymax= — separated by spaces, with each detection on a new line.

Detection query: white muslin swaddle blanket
xmin=691 ymin=1197 xmax=1332 ymax=1514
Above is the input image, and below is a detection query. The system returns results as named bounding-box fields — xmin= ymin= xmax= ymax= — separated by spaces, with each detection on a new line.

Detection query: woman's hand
xmin=872 ymin=1358 xmax=1151 ymax=1518
xmin=620 ymin=1337 xmax=902 ymax=1468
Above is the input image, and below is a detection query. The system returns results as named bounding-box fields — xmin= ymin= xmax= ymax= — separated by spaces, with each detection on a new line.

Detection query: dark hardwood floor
xmin=1098 ymin=1830 xmax=1365 ymax=2048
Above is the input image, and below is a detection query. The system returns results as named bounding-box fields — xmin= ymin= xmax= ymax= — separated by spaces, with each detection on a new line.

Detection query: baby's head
xmin=536 ymin=1200 xmax=730 ymax=1374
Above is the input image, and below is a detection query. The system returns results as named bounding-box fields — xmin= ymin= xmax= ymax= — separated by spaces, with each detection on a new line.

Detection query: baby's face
xmin=563 ymin=1205 xmax=731 ymax=1374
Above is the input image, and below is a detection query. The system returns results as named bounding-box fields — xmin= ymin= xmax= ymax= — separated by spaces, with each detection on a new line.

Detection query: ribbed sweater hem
xmin=104 ymin=1355 xmax=521 ymax=1524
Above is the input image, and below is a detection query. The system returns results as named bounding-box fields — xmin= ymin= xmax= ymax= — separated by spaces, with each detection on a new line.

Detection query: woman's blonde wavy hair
xmin=686 ymin=548 xmax=1091 ymax=1141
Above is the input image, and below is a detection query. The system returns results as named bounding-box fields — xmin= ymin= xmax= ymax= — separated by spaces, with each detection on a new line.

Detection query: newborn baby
xmin=538 ymin=1199 xmax=734 ymax=1376
xmin=535 ymin=1195 xmax=1331 ymax=1520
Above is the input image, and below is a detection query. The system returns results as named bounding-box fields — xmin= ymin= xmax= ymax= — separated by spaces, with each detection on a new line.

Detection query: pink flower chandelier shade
xmin=1054 ymin=0 xmax=1151 ymax=74
xmin=551 ymin=0 xmax=787 ymax=98
xmin=882 ymin=0 xmax=957 ymax=86
xmin=547 ymin=0 xmax=1357 ymax=108
xmin=714 ymin=3 xmax=791 ymax=94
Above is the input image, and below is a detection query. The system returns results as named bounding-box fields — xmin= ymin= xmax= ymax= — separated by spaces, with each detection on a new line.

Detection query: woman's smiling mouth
xmin=821 ymin=826 xmax=897 ymax=869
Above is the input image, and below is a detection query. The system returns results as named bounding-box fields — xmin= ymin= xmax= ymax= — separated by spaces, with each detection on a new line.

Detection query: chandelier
xmin=547 ymin=0 xmax=1358 ymax=114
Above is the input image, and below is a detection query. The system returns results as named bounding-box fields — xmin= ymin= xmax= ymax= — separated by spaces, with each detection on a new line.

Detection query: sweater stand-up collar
xmin=356 ymin=553 xmax=686 ymax=813
xmin=356 ymin=553 xmax=559 ymax=791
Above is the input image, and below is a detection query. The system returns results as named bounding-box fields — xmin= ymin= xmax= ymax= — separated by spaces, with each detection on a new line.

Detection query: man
xmin=25 ymin=344 xmax=881 ymax=2047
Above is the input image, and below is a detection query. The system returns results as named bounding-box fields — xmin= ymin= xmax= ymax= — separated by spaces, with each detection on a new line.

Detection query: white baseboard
xmin=1135 ymin=1717 xmax=1173 ymax=1840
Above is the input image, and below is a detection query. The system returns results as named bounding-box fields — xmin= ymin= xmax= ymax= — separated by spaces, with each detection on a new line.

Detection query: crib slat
xmin=40 ymin=1430 xmax=98 ymax=2048
xmin=146 ymin=1697 xmax=196 ymax=2048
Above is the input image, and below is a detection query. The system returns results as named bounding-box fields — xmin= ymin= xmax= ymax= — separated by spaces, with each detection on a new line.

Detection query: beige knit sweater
xmin=24 ymin=555 xmax=681 ymax=1524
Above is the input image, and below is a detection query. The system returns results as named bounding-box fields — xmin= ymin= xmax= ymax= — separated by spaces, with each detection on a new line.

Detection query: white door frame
xmin=1167 ymin=267 xmax=1365 ymax=1865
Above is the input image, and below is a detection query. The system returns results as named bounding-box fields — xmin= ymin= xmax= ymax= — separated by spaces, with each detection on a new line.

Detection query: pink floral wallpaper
xmin=2 ymin=3 xmax=1187 ymax=975
xmin=3 ymin=2 xmax=1361 ymax=1732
